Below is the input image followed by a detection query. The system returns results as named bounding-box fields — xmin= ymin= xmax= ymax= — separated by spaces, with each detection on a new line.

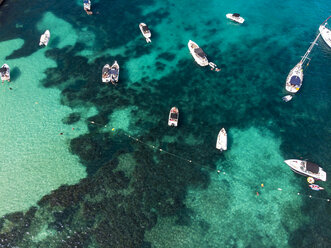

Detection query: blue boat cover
xmin=290 ymin=76 xmax=301 ymax=86
xmin=83 ymin=0 xmax=89 ymax=4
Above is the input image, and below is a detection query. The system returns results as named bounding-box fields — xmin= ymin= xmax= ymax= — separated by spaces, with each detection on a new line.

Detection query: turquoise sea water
xmin=0 ymin=0 xmax=330 ymax=247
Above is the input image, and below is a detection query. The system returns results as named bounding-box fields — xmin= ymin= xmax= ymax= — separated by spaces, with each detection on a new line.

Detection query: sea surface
xmin=0 ymin=0 xmax=330 ymax=247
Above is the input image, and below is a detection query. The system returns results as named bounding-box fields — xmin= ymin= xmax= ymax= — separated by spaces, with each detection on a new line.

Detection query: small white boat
xmin=285 ymin=62 xmax=303 ymax=93
xmin=102 ymin=64 xmax=111 ymax=83
xmin=139 ymin=23 xmax=151 ymax=43
xmin=216 ymin=128 xmax=227 ymax=151
xmin=282 ymin=95 xmax=293 ymax=102
xmin=188 ymin=40 xmax=209 ymax=66
xmin=226 ymin=13 xmax=245 ymax=24
xmin=168 ymin=107 xmax=179 ymax=127
xmin=39 ymin=30 xmax=50 ymax=46
xmin=284 ymin=159 xmax=327 ymax=181
xmin=319 ymin=23 xmax=331 ymax=48
xmin=109 ymin=61 xmax=120 ymax=85
xmin=83 ymin=0 xmax=91 ymax=11
xmin=0 ymin=64 xmax=10 ymax=82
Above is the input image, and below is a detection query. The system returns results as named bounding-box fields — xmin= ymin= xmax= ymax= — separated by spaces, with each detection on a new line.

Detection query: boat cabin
xmin=305 ymin=162 xmax=319 ymax=174
xmin=289 ymin=76 xmax=301 ymax=86
xmin=142 ymin=25 xmax=150 ymax=33
xmin=194 ymin=48 xmax=206 ymax=58
xmin=170 ymin=112 xmax=178 ymax=120
xmin=233 ymin=13 xmax=240 ymax=17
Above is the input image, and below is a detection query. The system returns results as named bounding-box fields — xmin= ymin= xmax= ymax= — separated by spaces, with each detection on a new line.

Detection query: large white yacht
xmin=39 ymin=30 xmax=50 ymax=46
xmin=216 ymin=128 xmax=227 ymax=151
xmin=0 ymin=64 xmax=10 ymax=83
xmin=139 ymin=23 xmax=151 ymax=43
xmin=284 ymin=159 xmax=327 ymax=181
xmin=319 ymin=23 xmax=331 ymax=48
xmin=226 ymin=13 xmax=245 ymax=24
xmin=285 ymin=62 xmax=303 ymax=93
xmin=188 ymin=40 xmax=209 ymax=66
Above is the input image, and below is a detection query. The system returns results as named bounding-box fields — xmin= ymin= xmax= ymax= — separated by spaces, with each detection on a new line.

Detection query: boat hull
xmin=188 ymin=40 xmax=209 ymax=66
xmin=168 ymin=107 xmax=179 ymax=127
xmin=139 ymin=23 xmax=151 ymax=43
xmin=39 ymin=30 xmax=50 ymax=46
xmin=285 ymin=63 xmax=303 ymax=93
xmin=226 ymin=14 xmax=245 ymax=24
xmin=319 ymin=25 xmax=331 ymax=48
xmin=216 ymin=128 xmax=227 ymax=151
xmin=102 ymin=64 xmax=111 ymax=83
xmin=0 ymin=64 xmax=10 ymax=81
xmin=284 ymin=159 xmax=327 ymax=181
xmin=110 ymin=61 xmax=119 ymax=84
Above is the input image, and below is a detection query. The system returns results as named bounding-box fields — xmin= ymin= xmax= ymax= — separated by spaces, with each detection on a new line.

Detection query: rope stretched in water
xmin=88 ymin=119 xmax=194 ymax=164
xmin=85 ymin=118 xmax=331 ymax=203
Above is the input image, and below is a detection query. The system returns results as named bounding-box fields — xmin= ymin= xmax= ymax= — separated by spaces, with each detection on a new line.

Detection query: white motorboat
xmin=109 ymin=61 xmax=120 ymax=85
xmin=216 ymin=128 xmax=227 ymax=151
xmin=188 ymin=40 xmax=209 ymax=66
xmin=0 ymin=64 xmax=10 ymax=82
xmin=319 ymin=23 xmax=331 ymax=48
xmin=282 ymin=95 xmax=293 ymax=102
xmin=226 ymin=13 xmax=245 ymax=24
xmin=139 ymin=23 xmax=151 ymax=43
xmin=284 ymin=159 xmax=327 ymax=181
xmin=285 ymin=62 xmax=303 ymax=93
xmin=102 ymin=64 xmax=111 ymax=83
xmin=168 ymin=107 xmax=179 ymax=127
xmin=39 ymin=30 xmax=50 ymax=46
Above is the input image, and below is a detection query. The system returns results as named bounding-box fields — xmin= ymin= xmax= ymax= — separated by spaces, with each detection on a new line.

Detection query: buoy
xmin=261 ymin=183 xmax=264 ymax=188
xmin=256 ymin=192 xmax=259 ymax=196
xmin=277 ymin=188 xmax=282 ymax=191
xmin=307 ymin=177 xmax=315 ymax=184
xmin=112 ymin=128 xmax=115 ymax=131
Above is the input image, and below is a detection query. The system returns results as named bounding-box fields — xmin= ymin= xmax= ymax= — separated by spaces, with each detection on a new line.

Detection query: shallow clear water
xmin=0 ymin=0 xmax=330 ymax=247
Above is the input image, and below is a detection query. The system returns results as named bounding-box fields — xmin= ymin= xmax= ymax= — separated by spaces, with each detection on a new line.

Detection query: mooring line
xmin=82 ymin=118 xmax=331 ymax=203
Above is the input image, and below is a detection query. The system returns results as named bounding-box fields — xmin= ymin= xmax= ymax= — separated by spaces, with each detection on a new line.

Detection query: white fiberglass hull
xmin=188 ymin=40 xmax=208 ymax=66
xmin=1 ymin=64 xmax=10 ymax=82
xmin=216 ymin=128 xmax=227 ymax=151
xmin=285 ymin=62 xmax=303 ymax=93
xmin=319 ymin=24 xmax=331 ymax=48
xmin=110 ymin=61 xmax=120 ymax=84
xmin=39 ymin=30 xmax=50 ymax=46
xmin=284 ymin=159 xmax=327 ymax=181
xmin=226 ymin=14 xmax=245 ymax=24
xmin=168 ymin=107 xmax=179 ymax=127
xmin=84 ymin=3 xmax=91 ymax=11
xmin=102 ymin=64 xmax=111 ymax=83
xmin=139 ymin=23 xmax=151 ymax=43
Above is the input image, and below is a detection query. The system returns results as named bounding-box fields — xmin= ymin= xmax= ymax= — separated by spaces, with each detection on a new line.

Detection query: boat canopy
xmin=290 ymin=76 xmax=301 ymax=86
xmin=194 ymin=48 xmax=206 ymax=58
xmin=0 ymin=67 xmax=7 ymax=73
xmin=306 ymin=162 xmax=319 ymax=174
xmin=110 ymin=69 xmax=118 ymax=75
xmin=83 ymin=0 xmax=89 ymax=4
xmin=233 ymin=13 xmax=240 ymax=17
xmin=170 ymin=113 xmax=178 ymax=119
xmin=142 ymin=25 xmax=149 ymax=32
